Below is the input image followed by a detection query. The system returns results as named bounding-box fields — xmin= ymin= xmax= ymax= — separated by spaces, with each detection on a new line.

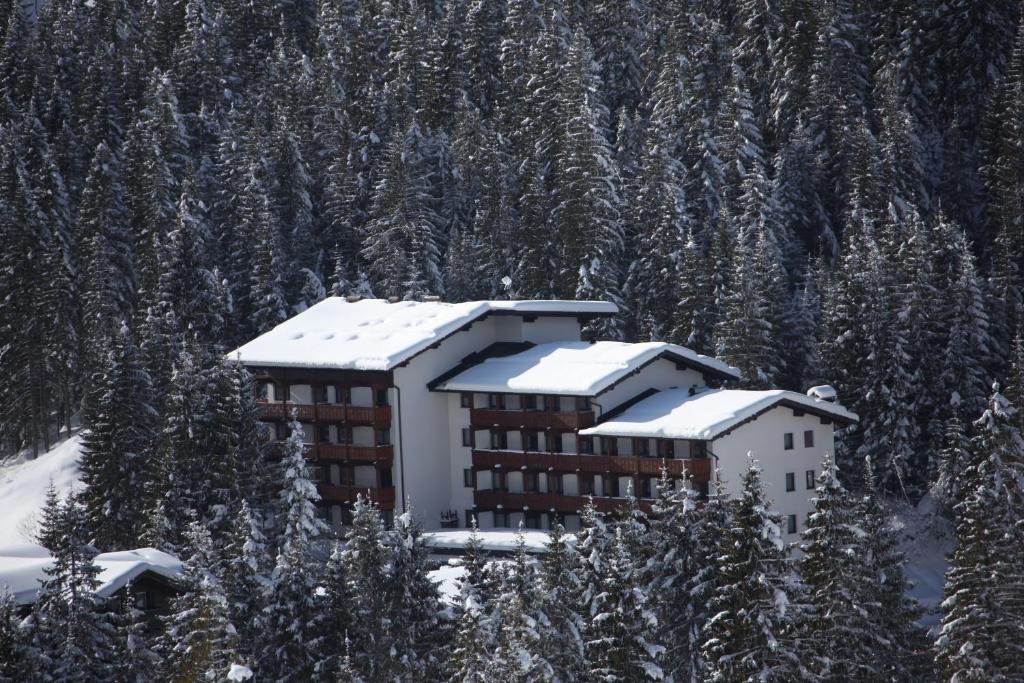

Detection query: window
xmin=785 ymin=472 xmax=795 ymax=492
xmin=380 ymin=468 xmax=393 ymax=487
xmin=335 ymin=386 xmax=350 ymax=404
xmin=317 ymin=425 xmax=331 ymax=443
xmin=600 ymin=437 xmax=618 ymax=456
xmin=692 ymin=441 xmax=707 ymax=458
xmin=639 ymin=477 xmax=653 ymax=499
xmin=341 ymin=507 xmax=354 ymax=526
xmin=315 ymin=505 xmax=330 ymax=521
xmin=337 ymin=427 xmax=350 ymax=445
xmin=494 ymin=510 xmax=510 ymax=528
xmin=804 ymin=430 xmax=814 ymax=448
xmin=792 ymin=408 xmax=805 ymax=417
xmin=490 ymin=430 xmax=507 ymax=450
xmin=605 ymin=475 xmax=619 ymax=497
xmin=579 ymin=475 xmax=595 ymax=496
xmin=338 ymin=467 xmax=354 ymax=486
xmin=523 ymin=431 xmax=539 ymax=452
xmin=521 ymin=394 xmax=537 ymax=410
xmin=787 ymin=515 xmax=797 ymax=534
xmin=377 ymin=429 xmax=391 ymax=446
xmin=657 ymin=440 xmax=675 ymax=458
xmin=257 ymin=382 xmax=272 ymax=401
xmin=820 ymin=416 xmax=832 ymax=425
xmin=576 ymin=397 xmax=591 ymax=411
xmin=134 ymin=591 xmax=148 ymax=610
xmin=783 ymin=432 xmax=794 ymax=450
xmin=548 ymin=473 xmax=563 ymax=494
xmin=550 ymin=434 xmax=564 ymax=453
xmin=805 ymin=470 xmax=815 ymax=489
xmin=465 ymin=510 xmax=476 ymax=528
xmin=544 ymin=395 xmax=561 ymax=412
xmin=460 ymin=392 xmax=473 ymax=408
xmin=274 ymin=422 xmax=288 ymax=441
xmin=494 ymin=471 xmax=507 ymax=492
xmin=523 ymin=471 xmax=539 ymax=493
xmin=381 ymin=510 xmax=394 ymax=529
xmin=524 ymin=512 xmax=542 ymax=529
xmin=463 ymin=468 xmax=476 ymax=488
xmin=578 ymin=436 xmax=594 ymax=454
xmin=488 ymin=393 xmax=506 ymax=410
xmin=634 ymin=439 xmax=650 ymax=457
xmin=461 ymin=428 xmax=473 ymax=448
xmin=313 ymin=385 xmax=328 ymax=404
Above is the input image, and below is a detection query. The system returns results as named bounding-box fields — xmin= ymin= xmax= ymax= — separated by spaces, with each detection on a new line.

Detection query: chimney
xmin=421 ymin=295 xmax=442 ymax=302
xmin=345 ymin=294 xmax=362 ymax=303
xmin=806 ymin=385 xmax=838 ymax=402
xmin=387 ymin=296 xmax=400 ymax=304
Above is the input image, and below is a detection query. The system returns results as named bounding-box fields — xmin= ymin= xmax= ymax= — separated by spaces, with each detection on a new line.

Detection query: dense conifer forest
xmin=2 ymin=0 xmax=1024 ymax=680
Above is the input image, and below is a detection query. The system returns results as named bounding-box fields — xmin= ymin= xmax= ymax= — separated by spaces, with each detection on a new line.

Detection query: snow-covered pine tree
xmin=645 ymin=470 xmax=709 ymax=682
xmin=262 ymin=417 xmax=327 ymax=681
xmin=110 ymin=585 xmax=161 ymax=683
xmin=934 ymin=414 xmax=973 ymax=507
xmin=159 ymin=518 xmax=242 ymax=682
xmin=32 ymin=492 xmax=115 ymax=682
xmin=857 ymin=457 xmax=930 ymax=680
xmin=584 ymin=525 xmax=664 ymax=681
xmin=79 ymin=322 xmax=156 ymax=549
xmin=362 ymin=119 xmax=445 ymax=300
xmin=556 ymin=31 xmax=624 ymax=339
xmin=313 ymin=542 xmax=353 ymax=681
xmin=701 ymin=459 xmax=804 ymax=682
xmin=537 ymin=521 xmax=585 ymax=680
xmin=384 ymin=509 xmax=446 ymax=680
xmin=483 ymin=530 xmax=551 ymax=681
xmin=220 ymin=500 xmax=270 ymax=663
xmin=448 ymin=520 xmax=496 ymax=681
xmin=0 ymin=589 xmax=35 ymax=682
xmin=936 ymin=383 xmax=1024 ymax=681
xmin=339 ymin=495 xmax=391 ymax=679
xmin=798 ymin=456 xmax=890 ymax=681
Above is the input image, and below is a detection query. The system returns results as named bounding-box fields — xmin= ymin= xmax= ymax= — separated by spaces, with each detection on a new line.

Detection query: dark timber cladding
xmin=251 ymin=365 xmax=396 ymax=512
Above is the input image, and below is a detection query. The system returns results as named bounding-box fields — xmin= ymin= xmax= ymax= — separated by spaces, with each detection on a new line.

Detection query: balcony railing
xmin=471 ymin=449 xmax=711 ymax=482
xmin=310 ymin=444 xmax=394 ymax=466
xmin=473 ymin=490 xmax=650 ymax=515
xmin=469 ymin=408 xmax=595 ymax=431
xmin=257 ymin=402 xmax=391 ymax=426
xmin=319 ymin=484 xmax=396 ymax=508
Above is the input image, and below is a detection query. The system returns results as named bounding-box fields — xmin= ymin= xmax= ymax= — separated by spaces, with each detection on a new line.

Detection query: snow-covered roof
xmin=432 ymin=341 xmax=739 ymax=395
xmin=422 ymin=529 xmax=565 ymax=554
xmin=580 ymin=388 xmax=858 ymax=441
xmin=0 ymin=544 xmax=183 ymax=606
xmin=227 ymin=297 xmax=618 ymax=371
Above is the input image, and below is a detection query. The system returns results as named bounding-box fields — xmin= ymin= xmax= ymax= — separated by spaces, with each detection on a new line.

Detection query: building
xmin=229 ymin=296 xmax=857 ymax=536
xmin=0 ymin=544 xmax=183 ymax=615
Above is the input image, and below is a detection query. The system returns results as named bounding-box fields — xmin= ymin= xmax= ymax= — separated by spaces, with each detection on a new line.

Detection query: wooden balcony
xmin=471 ymin=450 xmax=711 ymax=482
xmin=319 ymin=484 xmax=396 ymax=508
xmin=257 ymin=402 xmax=391 ymax=426
xmin=469 ymin=408 xmax=596 ymax=431
xmin=473 ymin=490 xmax=650 ymax=515
xmin=310 ymin=444 xmax=394 ymax=466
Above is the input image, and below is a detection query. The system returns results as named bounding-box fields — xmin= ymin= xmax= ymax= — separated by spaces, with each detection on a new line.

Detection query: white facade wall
xmin=712 ymin=406 xmax=836 ymax=538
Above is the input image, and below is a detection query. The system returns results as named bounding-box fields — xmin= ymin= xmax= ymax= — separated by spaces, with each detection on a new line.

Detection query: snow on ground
xmin=0 ymin=434 xmax=84 ymax=546
xmin=892 ymin=494 xmax=954 ymax=631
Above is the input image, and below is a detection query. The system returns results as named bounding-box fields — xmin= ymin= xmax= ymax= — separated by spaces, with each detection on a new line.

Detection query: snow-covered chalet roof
xmin=0 ymin=544 xmax=183 ymax=606
xmin=579 ymin=388 xmax=858 ymax=441
xmin=227 ymin=297 xmax=618 ymax=371
xmin=422 ymin=529 xmax=568 ymax=554
xmin=432 ymin=341 xmax=740 ymax=395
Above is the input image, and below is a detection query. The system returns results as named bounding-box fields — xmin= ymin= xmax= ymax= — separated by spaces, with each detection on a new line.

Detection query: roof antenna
xmin=688 ymin=385 xmax=697 ymax=396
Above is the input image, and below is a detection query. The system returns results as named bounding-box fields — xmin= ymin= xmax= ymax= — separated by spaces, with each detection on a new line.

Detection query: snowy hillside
xmin=0 ymin=435 xmax=84 ymax=546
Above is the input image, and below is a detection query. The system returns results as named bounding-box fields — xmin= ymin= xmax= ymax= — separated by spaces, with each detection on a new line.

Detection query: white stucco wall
xmin=596 ymin=358 xmax=706 ymax=417
xmin=712 ymin=406 xmax=836 ymax=537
